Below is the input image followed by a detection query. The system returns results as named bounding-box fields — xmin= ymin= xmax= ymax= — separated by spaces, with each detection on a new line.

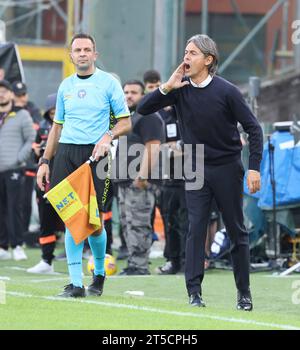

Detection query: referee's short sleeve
xmin=53 ymin=86 xmax=65 ymax=125
xmin=109 ymin=78 xmax=130 ymax=119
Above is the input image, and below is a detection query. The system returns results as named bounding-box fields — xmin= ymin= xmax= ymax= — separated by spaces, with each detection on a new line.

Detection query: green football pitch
xmin=0 ymin=247 xmax=300 ymax=330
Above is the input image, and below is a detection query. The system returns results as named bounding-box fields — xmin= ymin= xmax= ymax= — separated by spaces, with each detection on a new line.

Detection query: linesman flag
xmin=44 ymin=162 xmax=101 ymax=245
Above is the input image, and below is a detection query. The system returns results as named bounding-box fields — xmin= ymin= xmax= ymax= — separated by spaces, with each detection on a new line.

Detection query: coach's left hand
xmin=247 ymin=170 xmax=261 ymax=194
xmin=92 ymin=134 xmax=112 ymax=161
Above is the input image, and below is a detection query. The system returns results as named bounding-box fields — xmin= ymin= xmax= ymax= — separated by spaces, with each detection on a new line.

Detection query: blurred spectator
xmin=143 ymin=69 xmax=166 ymax=253
xmin=12 ymin=81 xmax=42 ymax=124
xmin=12 ymin=81 xmax=42 ymax=237
xmin=101 ymin=111 xmax=121 ymax=257
xmin=0 ymin=80 xmax=36 ymax=261
xmin=106 ymin=73 xmax=129 ymax=260
xmin=143 ymin=69 xmax=161 ymax=93
xmin=204 ymin=200 xmax=220 ymax=269
xmin=116 ymin=79 xmax=164 ymax=275
xmin=0 ymin=68 xmax=5 ymax=80
xmin=145 ymin=69 xmax=188 ymax=275
xmin=113 ymin=183 xmax=129 ymax=260
xmin=156 ymin=107 xmax=189 ymax=275
xmin=27 ymin=93 xmax=64 ymax=274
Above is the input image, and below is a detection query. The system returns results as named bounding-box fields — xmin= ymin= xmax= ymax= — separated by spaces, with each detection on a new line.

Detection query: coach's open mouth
xmin=185 ymin=63 xmax=191 ymax=71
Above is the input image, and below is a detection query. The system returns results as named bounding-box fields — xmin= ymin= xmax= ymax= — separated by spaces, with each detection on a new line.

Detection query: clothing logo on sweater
xmin=10 ymin=172 xmax=20 ymax=181
xmin=78 ymin=89 xmax=86 ymax=99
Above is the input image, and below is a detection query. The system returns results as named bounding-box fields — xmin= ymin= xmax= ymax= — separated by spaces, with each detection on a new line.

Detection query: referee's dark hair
xmin=70 ymin=33 xmax=96 ymax=51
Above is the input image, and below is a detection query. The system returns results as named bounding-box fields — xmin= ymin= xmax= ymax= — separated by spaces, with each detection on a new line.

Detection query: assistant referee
xmin=37 ymin=33 xmax=131 ymax=298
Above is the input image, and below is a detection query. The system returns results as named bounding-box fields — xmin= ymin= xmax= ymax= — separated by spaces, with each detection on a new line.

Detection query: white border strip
xmin=6 ymin=291 xmax=300 ymax=330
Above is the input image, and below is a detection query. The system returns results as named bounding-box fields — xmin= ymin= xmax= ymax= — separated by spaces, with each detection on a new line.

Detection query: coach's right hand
xmin=161 ymin=62 xmax=190 ymax=93
xmin=37 ymin=164 xmax=50 ymax=191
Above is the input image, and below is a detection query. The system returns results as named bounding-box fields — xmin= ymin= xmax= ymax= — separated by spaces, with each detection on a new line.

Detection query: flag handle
xmin=86 ymin=156 xmax=96 ymax=164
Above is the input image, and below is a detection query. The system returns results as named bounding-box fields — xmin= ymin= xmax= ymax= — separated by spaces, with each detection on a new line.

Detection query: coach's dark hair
xmin=70 ymin=33 xmax=96 ymax=50
xmin=123 ymin=79 xmax=145 ymax=94
xmin=187 ymin=34 xmax=219 ymax=75
xmin=143 ymin=70 xmax=161 ymax=84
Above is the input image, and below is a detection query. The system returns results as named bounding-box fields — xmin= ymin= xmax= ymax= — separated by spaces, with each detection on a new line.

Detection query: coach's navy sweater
xmin=137 ymin=75 xmax=263 ymax=171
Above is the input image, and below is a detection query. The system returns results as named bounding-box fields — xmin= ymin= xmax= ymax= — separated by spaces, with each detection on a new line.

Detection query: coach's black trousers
xmin=185 ymin=159 xmax=250 ymax=296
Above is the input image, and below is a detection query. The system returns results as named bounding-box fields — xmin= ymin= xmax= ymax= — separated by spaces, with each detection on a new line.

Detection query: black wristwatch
xmin=39 ymin=157 xmax=50 ymax=166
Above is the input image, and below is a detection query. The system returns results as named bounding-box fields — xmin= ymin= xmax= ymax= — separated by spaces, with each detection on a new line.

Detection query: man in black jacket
xmin=0 ymin=80 xmax=35 ymax=261
xmin=137 ymin=34 xmax=263 ymax=311
xmin=12 ymin=81 xmax=42 ymax=237
xmin=27 ymin=93 xmax=64 ymax=274
xmin=115 ymin=80 xmax=164 ymax=275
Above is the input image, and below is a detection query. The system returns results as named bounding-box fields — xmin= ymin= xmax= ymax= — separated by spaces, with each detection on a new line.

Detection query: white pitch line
xmin=3 ymin=266 xmax=27 ymax=271
xmin=28 ymin=277 xmax=68 ymax=283
xmin=0 ymin=276 xmax=10 ymax=281
xmin=263 ymin=274 xmax=300 ymax=279
xmin=6 ymin=291 xmax=300 ymax=330
xmin=28 ymin=275 xmax=164 ymax=283
xmin=109 ymin=275 xmax=158 ymax=279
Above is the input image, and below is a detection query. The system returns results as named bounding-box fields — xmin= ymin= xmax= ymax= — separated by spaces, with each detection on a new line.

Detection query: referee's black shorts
xmin=50 ymin=143 xmax=111 ymax=212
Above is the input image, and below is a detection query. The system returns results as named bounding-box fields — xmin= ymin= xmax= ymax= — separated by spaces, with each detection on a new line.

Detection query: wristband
xmin=105 ymin=130 xmax=114 ymax=140
xmin=39 ymin=157 xmax=49 ymax=166
xmin=159 ymin=84 xmax=170 ymax=95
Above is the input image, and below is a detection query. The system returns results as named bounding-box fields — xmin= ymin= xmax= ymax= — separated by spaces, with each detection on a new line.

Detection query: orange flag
xmin=45 ymin=163 xmax=102 ymax=245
